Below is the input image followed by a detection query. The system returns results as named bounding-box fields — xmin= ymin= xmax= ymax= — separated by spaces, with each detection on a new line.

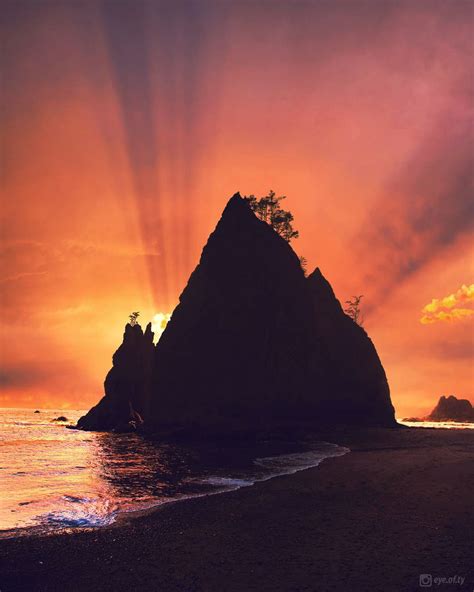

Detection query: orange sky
xmin=1 ymin=0 xmax=473 ymax=417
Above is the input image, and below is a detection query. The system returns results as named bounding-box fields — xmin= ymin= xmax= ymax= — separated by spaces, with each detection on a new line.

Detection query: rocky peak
xmin=428 ymin=395 xmax=474 ymax=422
xmin=151 ymin=192 xmax=310 ymax=427
xmin=306 ymin=267 xmax=395 ymax=426
xmin=307 ymin=267 xmax=343 ymax=315
xmin=77 ymin=192 xmax=397 ymax=434
xmin=122 ymin=322 xmax=154 ymax=343
xmin=144 ymin=322 xmax=154 ymax=343
xmin=77 ymin=322 xmax=155 ymax=431
xmin=124 ymin=322 xmax=143 ymax=339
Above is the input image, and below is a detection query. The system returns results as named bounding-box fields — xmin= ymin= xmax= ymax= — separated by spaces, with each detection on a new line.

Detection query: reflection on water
xmin=0 ymin=408 xmax=348 ymax=538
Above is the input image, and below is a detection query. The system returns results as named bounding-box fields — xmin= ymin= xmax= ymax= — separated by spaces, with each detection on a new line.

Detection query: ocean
xmin=0 ymin=408 xmax=349 ymax=538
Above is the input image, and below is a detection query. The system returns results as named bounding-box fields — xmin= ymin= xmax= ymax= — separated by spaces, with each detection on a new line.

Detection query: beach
xmin=1 ymin=427 xmax=473 ymax=592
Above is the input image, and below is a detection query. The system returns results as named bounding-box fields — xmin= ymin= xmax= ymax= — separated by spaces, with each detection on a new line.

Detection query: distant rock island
xmin=404 ymin=395 xmax=474 ymax=424
xmin=77 ymin=193 xmax=396 ymax=435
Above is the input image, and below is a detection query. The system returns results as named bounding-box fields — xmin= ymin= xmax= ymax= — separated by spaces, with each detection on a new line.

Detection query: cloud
xmin=354 ymin=81 xmax=473 ymax=313
xmin=421 ymin=284 xmax=474 ymax=324
xmin=421 ymin=309 xmax=474 ymax=324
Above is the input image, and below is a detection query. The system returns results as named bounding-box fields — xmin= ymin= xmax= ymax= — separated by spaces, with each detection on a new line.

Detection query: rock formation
xmin=307 ymin=268 xmax=395 ymax=425
xmin=77 ymin=193 xmax=396 ymax=433
xmin=427 ymin=395 xmax=474 ymax=422
xmin=148 ymin=194 xmax=313 ymax=431
xmin=77 ymin=322 xmax=154 ymax=431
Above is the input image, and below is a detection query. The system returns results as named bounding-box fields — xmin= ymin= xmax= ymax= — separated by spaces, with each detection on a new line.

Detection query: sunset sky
xmin=1 ymin=0 xmax=473 ymax=417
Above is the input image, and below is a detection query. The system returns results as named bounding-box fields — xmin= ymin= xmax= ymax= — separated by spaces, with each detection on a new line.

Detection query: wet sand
xmin=1 ymin=427 xmax=473 ymax=592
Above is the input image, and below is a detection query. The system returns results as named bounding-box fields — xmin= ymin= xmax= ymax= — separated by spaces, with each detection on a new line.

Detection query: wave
xmin=0 ymin=442 xmax=349 ymax=539
xmin=398 ymin=419 xmax=474 ymax=430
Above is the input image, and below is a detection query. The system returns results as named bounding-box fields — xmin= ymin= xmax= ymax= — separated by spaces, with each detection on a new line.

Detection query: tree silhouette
xmin=244 ymin=190 xmax=299 ymax=242
xmin=344 ymin=296 xmax=364 ymax=326
xmin=129 ymin=311 xmax=140 ymax=326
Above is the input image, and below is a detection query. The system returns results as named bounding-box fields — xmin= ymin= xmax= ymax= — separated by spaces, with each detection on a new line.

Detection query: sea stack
xmin=77 ymin=322 xmax=154 ymax=431
xmin=149 ymin=193 xmax=313 ymax=431
xmin=77 ymin=193 xmax=396 ymax=433
xmin=427 ymin=395 xmax=474 ymax=422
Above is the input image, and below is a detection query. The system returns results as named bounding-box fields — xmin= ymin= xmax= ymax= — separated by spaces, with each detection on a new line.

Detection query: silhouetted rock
xmin=34 ymin=410 xmax=40 ymax=413
xmin=112 ymin=408 xmax=144 ymax=433
xmin=77 ymin=323 xmax=153 ymax=431
xmin=427 ymin=395 xmax=474 ymax=422
xmin=78 ymin=193 xmax=396 ymax=435
xmin=149 ymin=192 xmax=312 ymax=431
xmin=52 ymin=416 xmax=69 ymax=422
xmin=306 ymin=268 xmax=395 ymax=426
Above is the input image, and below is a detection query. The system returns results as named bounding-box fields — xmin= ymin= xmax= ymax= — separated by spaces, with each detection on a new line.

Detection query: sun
xmin=152 ymin=313 xmax=171 ymax=341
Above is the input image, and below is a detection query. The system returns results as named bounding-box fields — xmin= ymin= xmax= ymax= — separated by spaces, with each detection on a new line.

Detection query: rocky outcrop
xmin=77 ymin=192 xmax=397 ymax=434
xmin=148 ymin=193 xmax=313 ymax=431
xmin=427 ymin=395 xmax=474 ymax=422
xmin=307 ymin=268 xmax=395 ymax=426
xmin=77 ymin=323 xmax=154 ymax=431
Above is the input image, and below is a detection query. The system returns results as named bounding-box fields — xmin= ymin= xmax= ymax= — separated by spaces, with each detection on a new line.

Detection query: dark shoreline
xmin=1 ymin=427 xmax=473 ymax=592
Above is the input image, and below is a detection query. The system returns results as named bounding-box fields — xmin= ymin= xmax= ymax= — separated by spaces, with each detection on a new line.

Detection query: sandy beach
xmin=1 ymin=427 xmax=473 ymax=592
